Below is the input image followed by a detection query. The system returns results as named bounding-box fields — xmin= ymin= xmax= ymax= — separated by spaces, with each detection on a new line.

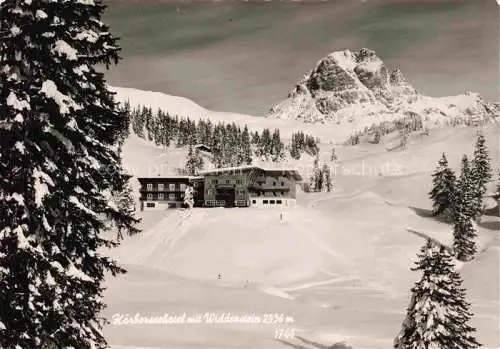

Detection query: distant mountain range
xmin=267 ymin=48 xmax=499 ymax=126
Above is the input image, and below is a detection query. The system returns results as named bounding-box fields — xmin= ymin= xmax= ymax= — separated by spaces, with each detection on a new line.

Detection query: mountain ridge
xmin=266 ymin=48 xmax=499 ymax=126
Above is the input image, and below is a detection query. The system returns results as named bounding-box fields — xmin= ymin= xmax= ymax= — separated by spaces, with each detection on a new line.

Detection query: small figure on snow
xmin=217 ymin=273 xmax=222 ymax=280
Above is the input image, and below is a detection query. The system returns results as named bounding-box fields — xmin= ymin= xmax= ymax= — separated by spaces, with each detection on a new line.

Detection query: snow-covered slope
xmin=267 ymin=48 xmax=499 ymax=129
xmin=107 ymin=117 xmax=500 ymax=349
xmin=111 ymin=86 xmax=377 ymax=142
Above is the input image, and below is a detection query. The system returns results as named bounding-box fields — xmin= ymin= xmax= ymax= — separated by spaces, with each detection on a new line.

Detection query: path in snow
xmin=107 ymin=209 xmax=206 ymax=270
xmin=146 ymin=209 xmax=207 ymax=270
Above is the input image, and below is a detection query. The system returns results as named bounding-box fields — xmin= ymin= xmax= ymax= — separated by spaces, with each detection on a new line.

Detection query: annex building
xmin=138 ymin=166 xmax=302 ymax=210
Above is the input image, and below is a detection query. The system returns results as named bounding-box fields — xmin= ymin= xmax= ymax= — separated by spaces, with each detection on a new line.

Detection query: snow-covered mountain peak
xmin=267 ymin=48 xmax=498 ymax=127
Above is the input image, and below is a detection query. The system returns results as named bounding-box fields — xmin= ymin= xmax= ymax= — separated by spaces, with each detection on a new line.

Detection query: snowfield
xmin=103 ymin=89 xmax=499 ymax=349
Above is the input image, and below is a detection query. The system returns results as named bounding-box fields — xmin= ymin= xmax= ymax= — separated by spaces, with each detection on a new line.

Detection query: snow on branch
xmin=43 ymin=125 xmax=76 ymax=153
xmin=33 ymin=168 xmax=54 ymax=207
xmin=67 ymin=263 xmax=94 ymax=282
xmin=69 ymin=196 xmax=97 ymax=217
xmin=76 ymin=0 xmax=95 ymax=5
xmin=74 ymin=30 xmax=98 ymax=43
xmin=52 ymin=40 xmax=77 ymax=61
xmin=7 ymin=91 xmax=30 ymax=111
xmin=35 ymin=9 xmax=48 ymax=20
xmin=40 ymin=80 xmax=79 ymax=114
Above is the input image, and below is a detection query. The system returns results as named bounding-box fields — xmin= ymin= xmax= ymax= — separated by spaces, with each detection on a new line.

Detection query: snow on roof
xmin=198 ymin=165 xmax=303 ymax=181
xmin=193 ymin=144 xmax=212 ymax=151
xmin=137 ymin=175 xmax=204 ymax=180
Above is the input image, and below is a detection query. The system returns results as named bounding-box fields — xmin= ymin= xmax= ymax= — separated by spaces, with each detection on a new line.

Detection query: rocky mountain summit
xmin=267 ymin=48 xmax=499 ymax=127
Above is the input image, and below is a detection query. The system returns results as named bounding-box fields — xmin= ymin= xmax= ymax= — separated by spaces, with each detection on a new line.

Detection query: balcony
xmin=140 ymin=187 xmax=186 ymax=193
xmin=212 ymin=183 xmax=236 ymax=189
xmin=248 ymin=183 xmax=290 ymax=191
xmin=249 ymin=193 xmax=291 ymax=198
xmin=144 ymin=196 xmax=183 ymax=202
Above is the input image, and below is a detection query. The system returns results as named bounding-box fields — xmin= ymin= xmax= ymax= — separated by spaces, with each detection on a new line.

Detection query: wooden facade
xmin=138 ymin=166 xmax=302 ymax=210
xmin=137 ymin=176 xmax=203 ymax=210
xmin=199 ymin=166 xmax=301 ymax=208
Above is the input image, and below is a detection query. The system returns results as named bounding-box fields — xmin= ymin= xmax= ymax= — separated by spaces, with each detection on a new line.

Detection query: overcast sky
xmin=104 ymin=0 xmax=499 ymax=115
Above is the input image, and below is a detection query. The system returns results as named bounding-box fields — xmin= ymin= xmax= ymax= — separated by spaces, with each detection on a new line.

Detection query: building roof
xmin=137 ymin=175 xmax=204 ymax=181
xmin=198 ymin=165 xmax=303 ymax=181
xmin=193 ymin=144 xmax=212 ymax=152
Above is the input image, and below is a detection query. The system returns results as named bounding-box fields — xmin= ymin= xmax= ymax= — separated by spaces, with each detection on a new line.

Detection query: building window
xmin=168 ymin=193 xmax=176 ymax=200
xmin=158 ymin=193 xmax=164 ymax=200
xmin=236 ymin=179 xmax=242 ymax=184
xmin=180 ymin=183 xmax=186 ymax=191
xmin=252 ymin=200 xmax=256 ymax=204
xmin=263 ymin=200 xmax=268 ymax=204
xmin=280 ymin=182 xmax=284 ymax=186
xmin=169 ymin=184 xmax=175 ymax=191
xmin=147 ymin=193 xmax=153 ymax=200
xmin=211 ymin=179 xmax=217 ymax=184
xmin=146 ymin=202 xmax=155 ymax=208
xmin=273 ymin=182 xmax=276 ymax=186
xmin=277 ymin=200 xmax=282 ymax=204
xmin=147 ymin=183 xmax=153 ymax=190
xmin=207 ymin=189 xmax=213 ymax=195
xmin=158 ymin=183 xmax=164 ymax=191
xmin=281 ymin=191 xmax=284 ymax=195
xmin=225 ymin=179 xmax=230 ymax=185
xmin=270 ymin=200 xmax=275 ymax=204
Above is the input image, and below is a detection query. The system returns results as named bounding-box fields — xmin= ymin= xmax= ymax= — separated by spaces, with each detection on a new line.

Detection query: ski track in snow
xmin=152 ymin=210 xmax=207 ymax=269
xmin=112 ymin=210 xmax=205 ymax=269
xmin=137 ymin=210 xmax=192 ymax=266
xmin=306 ymin=190 xmax=345 ymax=209
xmin=279 ymin=276 xmax=360 ymax=292
xmin=125 ymin=213 xmax=180 ymax=265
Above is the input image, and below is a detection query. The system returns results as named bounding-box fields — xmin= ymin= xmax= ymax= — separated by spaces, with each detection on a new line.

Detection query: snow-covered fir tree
xmin=125 ymin=105 xmax=319 ymax=167
xmin=400 ymin=127 xmax=408 ymax=150
xmin=241 ymin=125 xmax=252 ymax=165
xmin=428 ymin=153 xmax=456 ymax=218
xmin=373 ymin=129 xmax=382 ymax=144
xmin=258 ymin=128 xmax=272 ymax=160
xmin=453 ymin=214 xmax=478 ymax=262
xmin=184 ymin=186 xmax=194 ymax=209
xmin=116 ymin=178 xmax=138 ymax=241
xmin=185 ymin=144 xmax=204 ymax=175
xmin=290 ymin=134 xmax=301 ymax=159
xmin=251 ymin=131 xmax=260 ymax=147
xmin=470 ymin=132 xmax=492 ymax=219
xmin=211 ymin=126 xmax=225 ymax=168
xmin=308 ymin=157 xmax=322 ymax=192
xmin=451 ymin=155 xmax=478 ymax=261
xmin=321 ymin=163 xmax=333 ymax=192
xmin=495 ymin=169 xmax=500 ymax=202
xmin=454 ymin=155 xmax=476 ymax=219
xmin=271 ymin=129 xmax=285 ymax=162
xmin=0 ymin=1 xmax=140 ymax=348
xmin=394 ymin=240 xmax=480 ymax=349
